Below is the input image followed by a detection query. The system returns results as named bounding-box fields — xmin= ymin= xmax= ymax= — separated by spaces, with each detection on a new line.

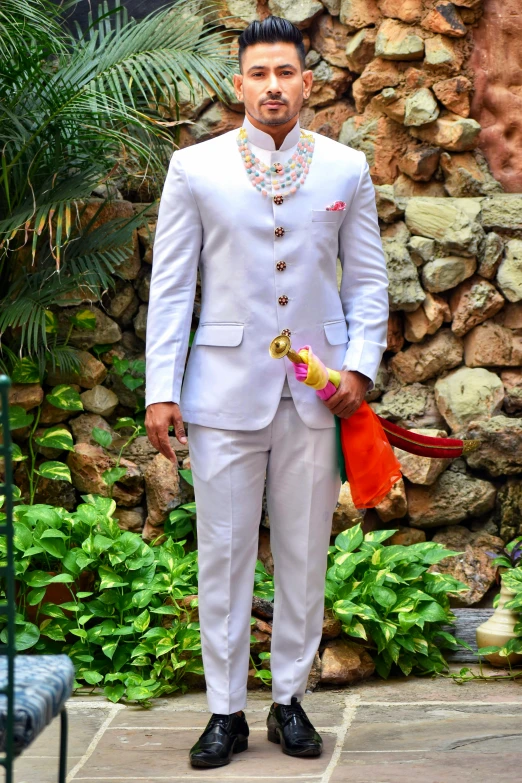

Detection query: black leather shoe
xmin=267 ymin=697 xmax=322 ymax=757
xmin=189 ymin=711 xmax=249 ymax=768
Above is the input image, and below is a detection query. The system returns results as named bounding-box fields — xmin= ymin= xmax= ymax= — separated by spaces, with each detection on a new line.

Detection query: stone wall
xmin=177 ymin=0 xmax=503 ymax=201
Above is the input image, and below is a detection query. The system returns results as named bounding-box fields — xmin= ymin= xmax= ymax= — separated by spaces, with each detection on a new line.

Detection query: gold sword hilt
xmin=269 ymin=334 xmax=303 ymax=365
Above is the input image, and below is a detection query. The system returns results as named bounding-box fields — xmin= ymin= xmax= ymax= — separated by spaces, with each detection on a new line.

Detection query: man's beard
xmin=251 ymin=104 xmax=299 ymax=127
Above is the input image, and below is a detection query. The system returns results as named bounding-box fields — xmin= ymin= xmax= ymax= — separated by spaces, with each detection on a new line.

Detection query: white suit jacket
xmin=145 ymin=115 xmax=389 ymax=430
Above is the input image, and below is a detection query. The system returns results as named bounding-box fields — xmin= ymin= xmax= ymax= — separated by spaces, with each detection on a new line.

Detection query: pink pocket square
xmin=326 ymin=200 xmax=346 ymax=211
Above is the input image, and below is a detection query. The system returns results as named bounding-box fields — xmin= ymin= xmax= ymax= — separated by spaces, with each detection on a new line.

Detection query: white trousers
xmin=187 ymin=397 xmax=341 ymax=714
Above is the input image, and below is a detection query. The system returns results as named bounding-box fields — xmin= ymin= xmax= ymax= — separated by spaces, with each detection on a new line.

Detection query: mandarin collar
xmin=242 ymin=114 xmax=301 ymax=152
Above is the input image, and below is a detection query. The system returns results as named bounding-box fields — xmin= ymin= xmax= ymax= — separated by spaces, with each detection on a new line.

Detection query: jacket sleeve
xmin=338 ymin=154 xmax=389 ymax=392
xmin=145 ymin=152 xmax=203 ymax=407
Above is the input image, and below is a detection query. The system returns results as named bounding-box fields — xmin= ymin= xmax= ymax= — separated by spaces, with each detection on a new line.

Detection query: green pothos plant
xmin=325 ymin=524 xmax=470 ymax=677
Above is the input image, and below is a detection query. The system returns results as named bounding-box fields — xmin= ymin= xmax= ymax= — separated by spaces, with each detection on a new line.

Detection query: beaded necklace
xmin=237 ymin=126 xmax=315 ymax=204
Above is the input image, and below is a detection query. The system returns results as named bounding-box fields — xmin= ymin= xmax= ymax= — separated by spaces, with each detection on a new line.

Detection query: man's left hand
xmin=321 ymin=370 xmax=370 ymax=419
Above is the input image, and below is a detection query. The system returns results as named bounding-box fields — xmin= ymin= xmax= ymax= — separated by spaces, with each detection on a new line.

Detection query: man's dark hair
xmin=238 ymin=16 xmax=306 ymax=72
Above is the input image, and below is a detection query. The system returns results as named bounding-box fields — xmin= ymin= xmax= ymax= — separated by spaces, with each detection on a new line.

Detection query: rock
xmin=424 ymin=34 xmax=464 ymax=73
xmin=399 ymin=146 xmax=440 ymax=182
xmin=45 ymin=350 xmax=107 ymax=389
xmin=8 ymin=383 xmax=43 ymax=411
xmin=375 ymin=18 xmax=424 ymax=61
xmin=357 ymin=58 xmax=403 ymax=95
xmin=305 ymin=651 xmax=322 ymax=692
xmin=422 ymin=255 xmax=477 ymax=292
xmin=403 ymin=292 xmax=448 ymax=342
xmin=189 ymin=102 xmax=243 ymax=142
xmin=406 ymin=465 xmax=496 ymax=527
xmin=332 ymin=483 xmax=365 ymax=536
xmin=440 ymin=152 xmax=490 ymax=198
xmin=433 ymin=75 xmax=472 ymax=116
xmin=410 ymin=112 xmax=481 ymax=152
xmin=405 ymin=197 xmax=483 ymax=256
xmin=389 ymin=329 xmax=463 ymax=384
xmin=304 ymin=48 xmax=321 ymax=69
xmin=408 ymin=235 xmax=436 ymax=264
xmin=345 ymin=27 xmax=377 ymax=73
xmin=59 ymin=306 xmax=122 ymax=350
xmin=501 ymin=369 xmax=522 ymax=414
xmin=372 ymin=88 xmax=406 ymax=124
xmin=69 ymin=413 xmax=114 ymax=446
xmin=395 ymin=428 xmax=451 ymax=485
xmin=480 ymin=196 xmax=522 ymax=233
xmin=309 ymin=61 xmax=352 ymax=108
xmin=422 ymin=2 xmax=467 ymax=38
xmin=404 ymin=88 xmax=440 ymax=127
xmin=136 ymin=271 xmax=151 ymax=303
xmin=393 ymin=175 xmax=446 ymax=198
xmin=144 ymin=453 xmax=182 ymax=527
xmin=381 ymin=220 xmax=410 ymax=244
xmin=449 ymin=275 xmax=505 ymax=336
xmin=250 ymin=617 xmax=272 ymax=654
xmin=468 ymin=0 xmax=522 ymax=192
xmin=268 ymin=0 xmax=323 ymax=28
xmin=388 ymin=526 xmax=426 ymax=546
xmin=214 ymin=0 xmax=259 ymax=29
xmin=497 ymin=240 xmax=522 ymax=303
xmin=340 ymin=114 xmax=409 ymax=184
xmin=133 ymin=303 xmax=148 ymax=341
xmin=67 ymin=443 xmax=144 ymax=506
xmin=252 ymin=595 xmax=274 ymax=621
xmin=425 ymin=290 xmax=451 ymax=325
xmin=39 ymin=399 xmax=73 ymax=425
xmin=434 ymin=367 xmax=504 ymax=432
xmin=387 ymin=311 xmax=404 ymax=352
xmin=382 ymin=237 xmax=425 ymax=312
xmin=478 ymin=232 xmax=504 ymax=280
xmin=258 ymin=527 xmax=274 ymax=576
xmin=107 ymin=283 xmax=139 ymax=323
xmin=137 ymin=223 xmax=155 ymax=264
xmin=372 ymin=382 xmax=446 ymax=429
xmin=377 ymin=0 xmax=423 ymax=23
xmin=375 ymin=477 xmax=407 ymax=522
xmin=80 ymin=385 xmax=119 ymax=417
xmin=141 ymin=520 xmax=165 ymax=544
xmin=494 ymin=480 xmax=522 ymax=541
xmin=340 ymin=0 xmax=380 ymax=29
xmin=311 ymin=13 xmax=351 ymax=68
xmin=464 ymin=415 xmax=522 ymax=476
xmin=322 ymin=608 xmax=342 ymax=640
xmin=307 ymin=101 xmax=354 ymax=139
xmin=320 ymin=640 xmax=375 ymax=684
xmin=494 ymin=301 xmax=522 ymax=329
xmin=429 ymin=543 xmax=498 ymax=606
xmin=14 ymin=462 xmax=77 ymax=510
xmin=322 ymin=0 xmax=341 ymax=14
xmin=113 ymin=506 xmax=145 ymax=533
xmin=463 ymin=321 xmax=522 ymax=368
xmin=375 ymin=185 xmax=403 ymax=223
xmin=403 ymin=305 xmax=429 ymax=343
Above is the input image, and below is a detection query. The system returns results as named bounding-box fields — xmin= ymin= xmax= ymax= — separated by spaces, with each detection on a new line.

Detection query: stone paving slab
xmin=12 ymin=674 xmax=522 ymax=783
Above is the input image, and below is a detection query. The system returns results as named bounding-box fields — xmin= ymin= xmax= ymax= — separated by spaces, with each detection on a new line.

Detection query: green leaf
xmin=45 ymin=311 xmax=59 ymax=335
xmin=36 ymin=461 xmax=72 ymax=483
xmin=102 ymin=640 xmax=119 ymax=660
xmin=11 ymin=443 xmax=27 ymax=462
xmin=81 ymin=495 xmax=117 ymax=516
xmin=83 ymin=670 xmax=104 ymax=685
xmin=35 ymin=426 xmax=74 ymax=452
xmin=39 ymin=533 xmax=66 ymax=560
xmin=179 ymin=469 xmax=194 ymax=486
xmin=13 ymin=522 xmax=33 ymax=551
xmin=114 ymin=417 xmax=136 ymax=430
xmin=133 ymin=609 xmax=150 ymax=633
xmin=93 ymin=534 xmax=114 ymax=553
xmin=91 ymin=427 xmax=113 ymax=449
xmin=102 ymin=467 xmax=127 ymax=487
xmin=372 ymin=585 xmax=397 ymax=610
xmin=364 ymin=529 xmax=397 ymax=545
xmin=417 ymin=601 xmax=448 ymax=623
xmin=11 ymin=357 xmax=40 ymax=383
xmin=104 ymin=684 xmax=125 ymax=703
xmin=0 ymin=621 xmax=40 ymax=651
xmin=335 ymin=524 xmax=363 ymax=554
xmin=99 ymin=566 xmax=128 ymax=590
xmin=27 ymin=587 xmax=46 ymax=606
xmin=24 ymin=570 xmax=54 ymax=587
xmin=126 ymin=686 xmax=153 ymax=701
xmin=9 ymin=405 xmax=34 ymax=431
xmin=132 ymin=589 xmax=154 ymax=608
xmin=46 ymin=385 xmax=83 ymax=411
xmin=477 ymin=645 xmax=501 ymax=656
xmin=70 ymin=310 xmax=97 ymax=331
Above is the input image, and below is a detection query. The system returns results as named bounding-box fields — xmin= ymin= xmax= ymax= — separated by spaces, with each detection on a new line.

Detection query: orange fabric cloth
xmin=339 ymin=401 xmax=403 ymax=508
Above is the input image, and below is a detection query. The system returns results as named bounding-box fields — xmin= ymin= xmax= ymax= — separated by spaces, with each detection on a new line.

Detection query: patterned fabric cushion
xmin=0 ymin=655 xmax=75 ymax=754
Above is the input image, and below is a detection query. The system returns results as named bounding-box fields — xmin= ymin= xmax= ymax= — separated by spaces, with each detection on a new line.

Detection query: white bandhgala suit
xmin=145 ymin=115 xmax=389 ymax=713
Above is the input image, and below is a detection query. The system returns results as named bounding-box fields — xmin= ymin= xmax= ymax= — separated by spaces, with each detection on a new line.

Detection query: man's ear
xmin=233 ymin=73 xmax=243 ymax=102
xmin=302 ymin=69 xmax=313 ymax=101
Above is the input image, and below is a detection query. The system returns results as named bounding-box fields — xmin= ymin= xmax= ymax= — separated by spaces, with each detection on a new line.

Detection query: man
xmin=145 ymin=15 xmax=389 ymax=769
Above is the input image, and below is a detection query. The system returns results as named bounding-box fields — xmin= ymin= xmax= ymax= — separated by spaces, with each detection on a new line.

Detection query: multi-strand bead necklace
xmin=237 ymin=126 xmax=315 ymax=204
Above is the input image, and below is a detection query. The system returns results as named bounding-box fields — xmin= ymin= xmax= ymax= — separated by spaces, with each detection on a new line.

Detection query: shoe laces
xmin=278 ymin=698 xmax=312 ymax=728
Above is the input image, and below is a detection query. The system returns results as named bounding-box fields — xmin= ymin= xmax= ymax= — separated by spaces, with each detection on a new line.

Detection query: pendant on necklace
xmin=273 ymin=195 xmax=284 ymax=205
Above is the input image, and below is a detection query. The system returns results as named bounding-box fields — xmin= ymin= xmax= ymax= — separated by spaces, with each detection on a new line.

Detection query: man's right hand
xmin=145 ymin=402 xmax=187 ymax=464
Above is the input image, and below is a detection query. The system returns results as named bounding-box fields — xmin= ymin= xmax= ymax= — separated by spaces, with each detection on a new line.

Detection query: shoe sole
xmin=267 ymin=728 xmax=322 ymax=758
xmin=190 ymin=737 xmax=248 ymax=768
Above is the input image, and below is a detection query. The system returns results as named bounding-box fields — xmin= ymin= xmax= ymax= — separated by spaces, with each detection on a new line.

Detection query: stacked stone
xmin=175 ymin=1 xmax=499 ymax=200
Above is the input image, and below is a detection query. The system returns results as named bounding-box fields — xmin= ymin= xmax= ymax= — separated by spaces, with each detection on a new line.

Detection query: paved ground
xmin=13 ymin=669 xmax=522 ymax=783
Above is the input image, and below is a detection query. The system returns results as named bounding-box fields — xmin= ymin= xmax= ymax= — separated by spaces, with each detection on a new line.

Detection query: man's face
xmin=233 ymin=42 xmax=313 ymax=126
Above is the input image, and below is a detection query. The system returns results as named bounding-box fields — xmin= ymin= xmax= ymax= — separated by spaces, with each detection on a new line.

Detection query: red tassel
xmin=377 ymin=416 xmax=480 ymax=459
